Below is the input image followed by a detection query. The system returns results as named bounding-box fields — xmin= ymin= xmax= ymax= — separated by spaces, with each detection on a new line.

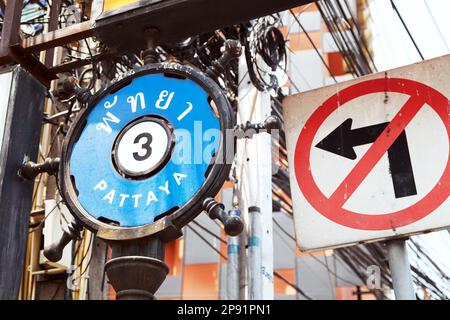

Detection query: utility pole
xmin=237 ymin=54 xmax=274 ymax=300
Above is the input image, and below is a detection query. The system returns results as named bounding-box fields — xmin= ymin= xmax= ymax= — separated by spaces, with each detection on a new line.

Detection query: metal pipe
xmin=142 ymin=27 xmax=160 ymax=65
xmin=248 ymin=206 xmax=263 ymax=300
xmin=386 ymin=238 xmax=416 ymax=300
xmin=226 ymin=209 xmax=241 ymax=300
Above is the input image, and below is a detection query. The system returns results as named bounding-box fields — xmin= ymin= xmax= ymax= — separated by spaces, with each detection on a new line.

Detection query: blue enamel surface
xmin=70 ymin=73 xmax=220 ymax=227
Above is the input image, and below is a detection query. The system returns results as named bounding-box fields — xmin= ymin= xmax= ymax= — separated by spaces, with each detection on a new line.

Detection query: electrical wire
xmin=50 ymin=279 xmax=66 ymax=300
xmin=28 ymin=199 xmax=62 ymax=232
xmin=188 ymin=222 xmax=313 ymax=300
xmin=341 ymin=0 xmax=378 ymax=71
xmin=289 ymin=9 xmax=338 ymax=82
xmin=273 ymin=216 xmax=360 ymax=287
xmin=241 ymin=18 xmax=285 ymax=92
xmin=390 ymin=0 xmax=424 ymax=60
xmin=423 ymin=0 xmax=449 ymax=52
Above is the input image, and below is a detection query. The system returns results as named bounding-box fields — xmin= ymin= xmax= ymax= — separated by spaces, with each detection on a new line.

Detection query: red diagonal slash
xmin=328 ymin=95 xmax=426 ymax=208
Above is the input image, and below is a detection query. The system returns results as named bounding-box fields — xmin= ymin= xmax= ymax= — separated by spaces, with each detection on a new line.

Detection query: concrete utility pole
xmin=236 ymin=54 xmax=274 ymax=300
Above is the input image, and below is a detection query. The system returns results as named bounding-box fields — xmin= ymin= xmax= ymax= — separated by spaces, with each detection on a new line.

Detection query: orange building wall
xmin=182 ymin=264 xmax=220 ymax=300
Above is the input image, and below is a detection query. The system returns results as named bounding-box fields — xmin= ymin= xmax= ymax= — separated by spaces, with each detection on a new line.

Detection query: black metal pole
xmin=105 ymin=237 xmax=168 ymax=300
xmin=103 ymin=28 xmax=170 ymax=300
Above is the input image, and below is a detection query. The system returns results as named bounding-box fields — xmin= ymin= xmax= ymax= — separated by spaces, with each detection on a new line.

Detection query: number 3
xmin=133 ymin=133 xmax=153 ymax=161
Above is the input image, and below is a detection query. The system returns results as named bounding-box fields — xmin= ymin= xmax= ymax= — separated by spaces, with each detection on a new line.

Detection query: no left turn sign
xmin=283 ymin=55 xmax=450 ymax=251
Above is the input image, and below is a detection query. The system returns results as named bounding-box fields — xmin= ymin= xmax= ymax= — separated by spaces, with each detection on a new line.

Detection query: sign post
xmin=283 ymin=54 xmax=450 ymax=299
xmin=386 ymin=239 xmax=416 ymax=300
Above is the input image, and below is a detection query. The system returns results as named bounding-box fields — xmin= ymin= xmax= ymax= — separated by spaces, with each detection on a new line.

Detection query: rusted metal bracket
xmin=21 ymin=21 xmax=95 ymax=54
xmin=0 ymin=0 xmax=314 ymax=87
xmin=7 ymin=45 xmax=57 ymax=86
xmin=0 ymin=0 xmax=59 ymax=86
xmin=0 ymin=18 xmax=96 ymax=85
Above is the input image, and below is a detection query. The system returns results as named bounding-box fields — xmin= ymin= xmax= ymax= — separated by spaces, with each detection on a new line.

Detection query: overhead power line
xmin=390 ymin=0 xmax=425 ymax=60
xmin=288 ymin=9 xmax=338 ymax=82
xmin=423 ymin=0 xmax=450 ymax=52
xmin=187 ymin=223 xmax=313 ymax=300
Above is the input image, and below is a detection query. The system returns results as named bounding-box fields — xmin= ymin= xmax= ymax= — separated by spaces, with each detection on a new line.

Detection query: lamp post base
xmin=105 ymin=238 xmax=168 ymax=300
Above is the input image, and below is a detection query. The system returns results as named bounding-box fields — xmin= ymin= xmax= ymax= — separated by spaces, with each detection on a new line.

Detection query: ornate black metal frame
xmin=59 ymin=61 xmax=234 ymax=241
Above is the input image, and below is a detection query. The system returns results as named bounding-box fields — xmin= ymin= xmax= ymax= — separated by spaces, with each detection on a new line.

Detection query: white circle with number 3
xmin=115 ymin=120 xmax=170 ymax=177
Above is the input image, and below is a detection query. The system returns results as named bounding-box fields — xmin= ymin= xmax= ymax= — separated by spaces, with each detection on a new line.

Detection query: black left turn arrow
xmin=315 ymin=118 xmax=417 ymax=199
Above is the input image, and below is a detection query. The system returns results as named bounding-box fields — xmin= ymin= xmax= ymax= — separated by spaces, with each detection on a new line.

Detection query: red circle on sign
xmin=294 ymin=78 xmax=450 ymax=230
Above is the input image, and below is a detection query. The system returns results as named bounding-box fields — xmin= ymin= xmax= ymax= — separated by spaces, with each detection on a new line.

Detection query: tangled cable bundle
xmin=241 ymin=16 xmax=287 ymax=92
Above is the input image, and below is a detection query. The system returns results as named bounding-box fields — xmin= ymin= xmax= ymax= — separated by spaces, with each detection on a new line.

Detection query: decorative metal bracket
xmin=62 ymin=76 xmax=93 ymax=105
xmin=234 ymin=115 xmax=281 ymax=139
xmin=18 ymin=157 xmax=60 ymax=180
xmin=203 ymin=198 xmax=244 ymax=236
xmin=206 ymin=39 xmax=242 ymax=79
xmin=44 ymin=219 xmax=84 ymax=262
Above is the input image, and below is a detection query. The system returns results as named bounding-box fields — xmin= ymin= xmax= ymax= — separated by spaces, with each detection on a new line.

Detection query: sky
xmin=368 ymin=0 xmax=450 ymax=70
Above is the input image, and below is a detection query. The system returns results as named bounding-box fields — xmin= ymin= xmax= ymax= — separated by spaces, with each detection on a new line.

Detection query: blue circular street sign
xmin=60 ymin=62 xmax=233 ymax=240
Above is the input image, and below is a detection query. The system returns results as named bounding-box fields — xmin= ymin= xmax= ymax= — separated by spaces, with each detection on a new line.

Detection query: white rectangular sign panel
xmin=0 ymin=71 xmax=13 ymax=156
xmin=283 ymin=54 xmax=450 ymax=251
